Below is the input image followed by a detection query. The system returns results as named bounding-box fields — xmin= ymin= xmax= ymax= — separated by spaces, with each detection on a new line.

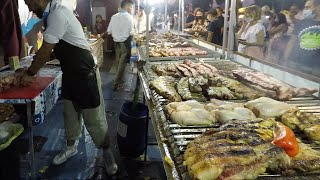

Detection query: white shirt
xmin=134 ymin=12 xmax=152 ymax=34
xmin=107 ymin=10 xmax=133 ymax=42
xmin=238 ymin=23 xmax=266 ymax=53
xmin=43 ymin=1 xmax=90 ymax=50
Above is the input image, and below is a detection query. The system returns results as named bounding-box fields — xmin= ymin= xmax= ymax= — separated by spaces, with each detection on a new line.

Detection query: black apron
xmin=54 ymin=40 xmax=100 ymax=109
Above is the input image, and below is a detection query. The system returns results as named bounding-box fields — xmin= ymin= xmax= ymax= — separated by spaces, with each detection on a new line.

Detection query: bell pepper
xmin=272 ymin=122 xmax=299 ymax=157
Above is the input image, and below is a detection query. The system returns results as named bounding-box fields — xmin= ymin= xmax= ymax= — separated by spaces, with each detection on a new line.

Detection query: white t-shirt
xmin=43 ymin=1 xmax=90 ymax=50
xmin=133 ymin=12 xmax=152 ymax=34
xmin=107 ymin=10 xmax=133 ymax=42
xmin=238 ymin=23 xmax=266 ymax=53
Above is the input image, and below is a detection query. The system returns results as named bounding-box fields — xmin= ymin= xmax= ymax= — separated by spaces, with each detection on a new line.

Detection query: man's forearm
xmin=28 ymin=53 xmax=51 ymax=75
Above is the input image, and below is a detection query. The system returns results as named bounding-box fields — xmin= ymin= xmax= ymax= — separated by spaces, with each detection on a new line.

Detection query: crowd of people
xmin=182 ymin=0 xmax=320 ymax=75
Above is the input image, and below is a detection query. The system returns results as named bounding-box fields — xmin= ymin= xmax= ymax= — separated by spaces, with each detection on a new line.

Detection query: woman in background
xmin=95 ymin=14 xmax=107 ymax=35
xmin=188 ymin=8 xmax=208 ymax=37
xmin=266 ymin=13 xmax=288 ymax=64
xmin=237 ymin=5 xmax=266 ymax=59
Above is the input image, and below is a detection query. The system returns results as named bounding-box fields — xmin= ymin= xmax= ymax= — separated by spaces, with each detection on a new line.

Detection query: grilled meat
xmin=245 ymin=97 xmax=293 ymax=118
xmin=304 ymin=125 xmax=320 ymax=142
xmin=179 ymin=64 xmax=199 ymax=77
xmin=287 ymin=140 xmax=320 ymax=174
xmin=184 ymin=119 xmax=290 ymax=180
xmin=151 ymin=64 xmax=182 ymax=77
xmin=281 ymin=109 xmax=320 ymax=143
xmin=189 ymin=77 xmax=208 ymax=93
xmin=166 ymin=100 xmax=216 ymax=126
xmin=0 ymin=69 xmax=26 ymax=92
xmin=183 ymin=60 xmax=218 ymax=78
xmin=207 ymin=87 xmax=236 ymax=100
xmin=175 ymin=63 xmax=192 ymax=77
xmin=209 ymin=76 xmax=264 ymax=100
xmin=177 ymin=77 xmax=206 ymax=102
xmin=149 ymin=76 xmax=182 ymax=102
xmin=233 ymin=69 xmax=318 ymax=100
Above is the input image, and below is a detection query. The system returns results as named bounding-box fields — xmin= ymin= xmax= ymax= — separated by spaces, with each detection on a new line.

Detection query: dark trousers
xmin=113 ymin=42 xmax=130 ymax=87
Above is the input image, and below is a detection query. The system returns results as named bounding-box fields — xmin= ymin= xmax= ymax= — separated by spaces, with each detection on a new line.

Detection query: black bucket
xmin=117 ymin=101 xmax=148 ymax=158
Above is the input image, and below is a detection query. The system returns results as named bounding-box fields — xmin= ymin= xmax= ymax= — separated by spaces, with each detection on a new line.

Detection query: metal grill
xmin=140 ymin=60 xmax=320 ymax=180
xmin=138 ymin=38 xmax=222 ymax=62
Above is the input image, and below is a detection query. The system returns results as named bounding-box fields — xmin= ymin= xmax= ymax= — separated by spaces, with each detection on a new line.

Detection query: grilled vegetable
xmin=272 ymin=122 xmax=299 ymax=157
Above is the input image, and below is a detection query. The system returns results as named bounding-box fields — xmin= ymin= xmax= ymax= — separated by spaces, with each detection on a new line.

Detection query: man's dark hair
xmin=96 ymin=14 xmax=102 ymax=19
xmin=206 ymin=9 xmax=218 ymax=17
xmin=121 ymin=0 xmax=133 ymax=8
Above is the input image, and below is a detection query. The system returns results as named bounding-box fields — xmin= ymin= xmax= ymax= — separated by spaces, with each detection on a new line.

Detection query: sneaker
xmin=103 ymin=148 xmax=118 ymax=176
xmin=52 ymin=145 xmax=78 ymax=165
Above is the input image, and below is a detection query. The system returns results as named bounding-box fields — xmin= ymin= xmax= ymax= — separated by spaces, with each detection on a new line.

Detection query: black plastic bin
xmin=117 ymin=101 xmax=148 ymax=158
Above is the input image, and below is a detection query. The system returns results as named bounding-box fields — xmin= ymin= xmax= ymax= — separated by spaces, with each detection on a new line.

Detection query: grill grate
xmin=141 ymin=60 xmax=320 ymax=179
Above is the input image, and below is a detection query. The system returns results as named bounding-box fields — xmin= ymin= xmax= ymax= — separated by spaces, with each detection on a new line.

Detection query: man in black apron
xmin=22 ymin=0 xmax=118 ymax=177
xmin=107 ymin=0 xmax=133 ymax=91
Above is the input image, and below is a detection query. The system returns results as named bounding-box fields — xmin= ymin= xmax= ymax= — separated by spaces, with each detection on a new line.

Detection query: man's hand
xmin=20 ymin=71 xmax=36 ymax=87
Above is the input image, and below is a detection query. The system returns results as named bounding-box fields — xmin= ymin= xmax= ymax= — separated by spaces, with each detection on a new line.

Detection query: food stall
xmin=135 ymin=0 xmax=320 ymax=179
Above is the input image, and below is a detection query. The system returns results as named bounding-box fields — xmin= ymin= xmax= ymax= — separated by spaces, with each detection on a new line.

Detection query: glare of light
xmin=145 ymin=0 xmax=165 ymax=5
xmin=239 ymin=15 xmax=244 ymax=19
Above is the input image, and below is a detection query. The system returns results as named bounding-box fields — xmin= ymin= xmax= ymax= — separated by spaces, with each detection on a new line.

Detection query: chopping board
xmin=0 ymin=77 xmax=55 ymax=99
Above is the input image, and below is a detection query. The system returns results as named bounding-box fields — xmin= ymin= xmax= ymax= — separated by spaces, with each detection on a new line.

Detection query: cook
xmin=22 ymin=0 xmax=118 ymax=177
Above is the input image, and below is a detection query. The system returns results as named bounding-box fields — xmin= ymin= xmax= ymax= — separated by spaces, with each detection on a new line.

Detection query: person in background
xmin=216 ymin=7 xmax=225 ymax=21
xmin=108 ymin=0 xmax=133 ymax=91
xmin=238 ymin=5 xmax=266 ymax=60
xmin=133 ymin=4 xmax=151 ymax=34
xmin=23 ymin=0 xmax=118 ymax=178
xmin=189 ymin=8 xmax=208 ymax=37
xmin=95 ymin=15 xmax=107 ymax=35
xmin=261 ymin=5 xmax=272 ymax=30
xmin=207 ymin=9 xmax=224 ymax=46
xmin=266 ymin=13 xmax=288 ymax=64
xmin=0 ymin=0 xmax=23 ymax=65
xmin=185 ymin=10 xmax=195 ymax=28
xmin=286 ymin=4 xmax=303 ymax=35
xmin=284 ymin=0 xmax=320 ymax=75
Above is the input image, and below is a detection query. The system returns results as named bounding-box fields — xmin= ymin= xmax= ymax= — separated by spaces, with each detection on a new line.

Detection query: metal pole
xmin=178 ymin=0 xmax=181 ymax=36
xmin=227 ymin=0 xmax=236 ymax=59
xmin=165 ymin=0 xmax=168 ymax=30
xmin=146 ymin=0 xmax=150 ymax=61
xmin=27 ymin=103 xmax=35 ymax=179
xmin=137 ymin=0 xmax=140 ymax=33
xmin=222 ymin=0 xmax=230 ymax=58
xmin=181 ymin=0 xmax=185 ymax=33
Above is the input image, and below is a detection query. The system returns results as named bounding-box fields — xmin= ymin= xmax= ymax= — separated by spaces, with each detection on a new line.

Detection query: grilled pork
xmin=184 ymin=119 xmax=291 ymax=180
xmin=233 ymin=69 xmax=318 ymax=100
